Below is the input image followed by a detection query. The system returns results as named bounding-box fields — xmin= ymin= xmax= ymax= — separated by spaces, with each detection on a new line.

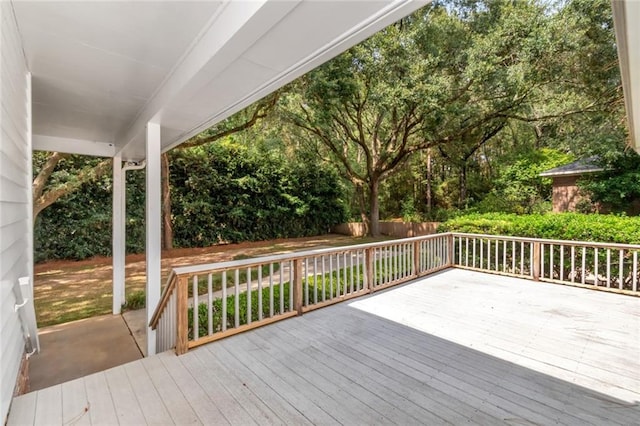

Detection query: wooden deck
xmin=9 ymin=269 xmax=640 ymax=425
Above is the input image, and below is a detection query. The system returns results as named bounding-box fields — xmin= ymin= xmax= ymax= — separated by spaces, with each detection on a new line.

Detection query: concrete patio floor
xmin=27 ymin=312 xmax=144 ymax=391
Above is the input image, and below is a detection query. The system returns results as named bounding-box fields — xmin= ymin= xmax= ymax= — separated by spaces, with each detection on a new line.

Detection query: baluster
xmin=234 ymin=269 xmax=240 ymax=328
xmin=560 ymin=245 xmax=564 ymax=282
xmin=464 ymin=238 xmax=468 ymax=267
xmin=540 ymin=244 xmax=545 ymax=279
xmin=257 ymin=266 xmax=263 ymax=322
xmin=394 ymin=245 xmax=399 ymax=281
xmin=581 ymin=247 xmax=586 ymax=285
xmin=192 ymin=276 xmax=199 ymax=340
xmin=520 ymin=241 xmax=524 ymax=275
xmin=594 ymin=249 xmax=599 ymax=286
xmin=289 ymin=260 xmax=294 ymax=312
xmin=247 ymin=267 xmax=252 ymax=324
xmin=472 ymin=238 xmax=476 ymax=268
xmin=571 ymin=246 xmax=575 ymax=283
xmin=314 ymin=257 xmax=318 ymax=304
xmin=619 ymin=249 xmax=624 ymax=290
xmin=343 ymin=252 xmax=348 ymax=294
xmin=386 ymin=245 xmax=390 ymax=283
xmin=304 ymin=258 xmax=309 ymax=307
xmin=329 ymin=254 xmax=334 ymax=299
xmin=633 ymin=252 xmax=638 ymax=292
xmin=207 ymin=274 xmax=213 ymax=335
xmin=502 ymin=240 xmax=507 ymax=272
xmin=606 ymin=249 xmax=611 ymax=288
xmin=349 ymin=251 xmax=354 ymax=293
xmin=321 ymin=255 xmax=326 ymax=301
xmin=279 ymin=262 xmax=284 ymax=314
xmin=269 ymin=264 xmax=274 ymax=318
xmin=222 ymin=271 xmax=227 ymax=331
xmin=357 ymin=250 xmax=361 ymax=290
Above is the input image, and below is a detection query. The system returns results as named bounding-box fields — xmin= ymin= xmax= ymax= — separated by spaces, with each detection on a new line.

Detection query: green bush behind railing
xmin=187 ymin=258 xmax=418 ymax=339
xmin=439 ymin=213 xmax=640 ymax=244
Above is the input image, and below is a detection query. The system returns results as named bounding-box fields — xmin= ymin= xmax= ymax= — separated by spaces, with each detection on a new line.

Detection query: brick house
xmin=539 ymin=157 xmax=603 ymax=212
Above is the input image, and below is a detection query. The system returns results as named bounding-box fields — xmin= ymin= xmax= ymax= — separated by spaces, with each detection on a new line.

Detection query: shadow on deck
xmin=9 ymin=269 xmax=640 ymax=425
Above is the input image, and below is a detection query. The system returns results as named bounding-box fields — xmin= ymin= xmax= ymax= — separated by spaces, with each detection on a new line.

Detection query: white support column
xmin=112 ymin=154 xmax=124 ymax=315
xmin=145 ymin=122 xmax=162 ymax=356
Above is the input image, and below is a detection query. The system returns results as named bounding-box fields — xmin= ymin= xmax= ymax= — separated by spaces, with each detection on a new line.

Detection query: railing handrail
xmin=149 ymin=233 xmax=454 ymax=351
xmin=450 ymin=232 xmax=640 ymax=251
xmin=150 ymin=231 xmax=640 ymax=353
xmin=170 ymin=233 xmax=445 ymax=277
xmin=149 ymin=270 xmax=176 ymax=328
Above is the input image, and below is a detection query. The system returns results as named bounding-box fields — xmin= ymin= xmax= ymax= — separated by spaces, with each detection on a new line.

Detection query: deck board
xmin=122 ymin=360 xmax=174 ymax=425
xmin=33 ymin=385 xmax=61 ymax=425
xmin=104 ymin=365 xmax=146 ymax=425
xmin=8 ymin=269 xmax=640 ymax=425
xmin=83 ymin=372 xmax=118 ymax=425
xmin=61 ymin=378 xmax=90 ymax=425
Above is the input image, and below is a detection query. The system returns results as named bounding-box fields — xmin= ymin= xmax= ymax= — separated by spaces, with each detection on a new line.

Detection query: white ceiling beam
xmin=115 ymin=0 xmax=298 ymax=156
xmin=612 ymin=0 xmax=640 ymax=152
xmin=161 ymin=0 xmax=430 ymax=153
xmin=32 ymin=134 xmax=115 ymax=157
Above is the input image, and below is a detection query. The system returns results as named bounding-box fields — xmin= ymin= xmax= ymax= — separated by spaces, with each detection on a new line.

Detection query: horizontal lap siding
xmin=0 ymin=1 xmax=31 ymax=422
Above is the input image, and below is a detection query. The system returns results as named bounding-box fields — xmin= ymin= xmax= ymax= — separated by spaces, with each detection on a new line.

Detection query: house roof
xmin=13 ymin=1 xmax=427 ymax=161
xmin=539 ymin=156 xmax=604 ymax=178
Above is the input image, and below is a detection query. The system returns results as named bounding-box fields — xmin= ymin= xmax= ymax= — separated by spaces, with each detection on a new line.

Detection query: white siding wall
xmin=0 ymin=1 xmax=32 ymax=422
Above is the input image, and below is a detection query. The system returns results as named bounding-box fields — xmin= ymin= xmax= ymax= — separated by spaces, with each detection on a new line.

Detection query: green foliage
xmin=578 ymin=151 xmax=640 ymax=213
xmin=171 ymin=141 xmax=347 ymax=248
xmin=475 ymin=148 xmax=573 ymax=214
xmin=123 ymin=290 xmax=146 ymax=311
xmin=34 ymin=141 xmax=347 ymax=261
xmin=439 ymin=212 xmax=640 ymax=244
xmin=188 ymin=283 xmax=292 ymax=339
xmin=188 ymin=262 xmax=382 ymax=339
xmin=34 ymin=164 xmax=146 ymax=262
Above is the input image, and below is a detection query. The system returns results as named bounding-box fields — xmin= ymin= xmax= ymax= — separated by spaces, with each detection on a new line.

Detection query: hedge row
xmin=35 ymin=142 xmax=348 ymax=262
xmin=438 ymin=213 xmax=640 ymax=244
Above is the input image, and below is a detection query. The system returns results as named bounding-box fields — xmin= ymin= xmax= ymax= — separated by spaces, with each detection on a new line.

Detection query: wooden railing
xmin=151 ymin=232 xmax=640 ymax=355
xmin=451 ymin=233 xmax=640 ymax=295
xmin=150 ymin=233 xmax=452 ymax=354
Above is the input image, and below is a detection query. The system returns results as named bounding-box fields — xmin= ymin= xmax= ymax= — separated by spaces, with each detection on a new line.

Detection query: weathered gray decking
xmin=9 ymin=269 xmax=640 ymax=425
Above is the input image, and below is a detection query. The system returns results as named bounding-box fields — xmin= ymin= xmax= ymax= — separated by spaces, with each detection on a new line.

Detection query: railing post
xmin=413 ymin=241 xmax=420 ymax=277
xmin=176 ymin=276 xmax=189 ymax=355
xmin=293 ymin=259 xmax=303 ymax=316
xmin=447 ymin=234 xmax=454 ymax=266
xmin=365 ymin=248 xmax=375 ymax=293
xmin=533 ymin=242 xmax=541 ymax=281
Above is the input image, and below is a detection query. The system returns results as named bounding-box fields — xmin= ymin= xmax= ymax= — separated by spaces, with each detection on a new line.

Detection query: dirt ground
xmin=34 ymin=234 xmax=381 ymax=327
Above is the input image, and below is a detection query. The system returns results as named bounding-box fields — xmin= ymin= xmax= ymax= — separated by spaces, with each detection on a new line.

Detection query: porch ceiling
xmin=13 ymin=0 xmax=428 ymax=160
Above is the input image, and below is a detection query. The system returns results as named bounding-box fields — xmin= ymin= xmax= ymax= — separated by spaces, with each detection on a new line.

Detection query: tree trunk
xmin=425 ymin=148 xmax=432 ymax=214
xmin=369 ymin=179 xmax=380 ymax=237
xmin=33 ymin=158 xmax=111 ymax=223
xmin=459 ymin=164 xmax=467 ymax=209
xmin=161 ymin=153 xmax=173 ymax=250
xmin=354 ymin=183 xmax=370 ymax=235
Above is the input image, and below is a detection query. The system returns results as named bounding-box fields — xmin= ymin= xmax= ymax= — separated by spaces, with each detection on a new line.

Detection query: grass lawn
xmin=34 ymin=234 xmax=387 ymax=327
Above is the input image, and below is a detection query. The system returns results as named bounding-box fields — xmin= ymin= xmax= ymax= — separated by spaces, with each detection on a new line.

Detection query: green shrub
xmin=123 ymin=290 xmax=145 ymax=311
xmin=438 ymin=212 xmax=640 ymax=244
xmin=187 ymin=258 xmax=413 ymax=339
